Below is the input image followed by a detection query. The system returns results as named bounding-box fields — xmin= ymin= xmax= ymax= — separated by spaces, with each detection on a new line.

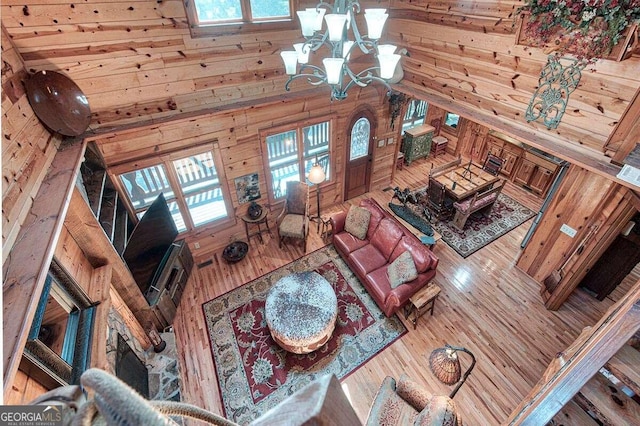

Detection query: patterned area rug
xmin=202 ymin=245 xmax=406 ymax=424
xmin=400 ymin=193 xmax=535 ymax=258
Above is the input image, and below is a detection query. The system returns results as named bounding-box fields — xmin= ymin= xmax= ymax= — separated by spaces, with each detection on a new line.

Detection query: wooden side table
xmin=404 ymin=283 xmax=441 ymax=330
xmin=320 ymin=216 xmax=333 ymax=242
xmin=241 ymin=209 xmax=271 ymax=243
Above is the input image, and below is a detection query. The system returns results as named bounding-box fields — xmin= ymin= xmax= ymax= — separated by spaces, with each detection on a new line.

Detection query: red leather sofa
xmin=330 ymin=198 xmax=439 ymax=317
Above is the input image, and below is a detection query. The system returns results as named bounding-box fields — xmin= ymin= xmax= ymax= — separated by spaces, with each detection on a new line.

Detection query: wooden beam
xmin=2 ymin=139 xmax=85 ymax=393
xmin=607 ymin=86 xmax=640 ymax=164
xmin=506 ymin=279 xmax=640 ymax=425
xmin=88 ymin=264 xmax=112 ymax=371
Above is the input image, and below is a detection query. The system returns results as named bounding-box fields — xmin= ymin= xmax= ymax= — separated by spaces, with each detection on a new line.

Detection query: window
xmin=23 ymin=258 xmax=95 ymax=386
xmin=402 ymin=99 xmax=428 ymax=133
xmin=350 ymin=118 xmax=370 ymax=161
xmin=265 ymin=120 xmax=331 ymax=199
xmin=444 ymin=112 xmax=460 ymax=131
xmin=186 ymin=0 xmax=295 ymax=36
xmin=117 ymin=147 xmax=230 ymax=233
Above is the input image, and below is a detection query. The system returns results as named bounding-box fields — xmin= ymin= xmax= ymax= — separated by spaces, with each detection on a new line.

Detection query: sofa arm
xmin=384 ymin=274 xmax=432 ymax=316
xmin=330 ymin=211 xmax=347 ymax=234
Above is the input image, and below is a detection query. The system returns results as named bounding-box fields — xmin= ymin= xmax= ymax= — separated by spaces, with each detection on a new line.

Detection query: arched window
xmin=350 ymin=117 xmax=370 ymax=161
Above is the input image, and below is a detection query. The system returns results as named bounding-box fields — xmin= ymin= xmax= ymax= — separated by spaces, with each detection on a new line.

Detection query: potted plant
xmin=516 ymin=0 xmax=640 ymax=61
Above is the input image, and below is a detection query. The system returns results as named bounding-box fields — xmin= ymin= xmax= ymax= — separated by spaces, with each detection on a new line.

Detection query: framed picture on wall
xmin=235 ymin=173 xmax=261 ymax=204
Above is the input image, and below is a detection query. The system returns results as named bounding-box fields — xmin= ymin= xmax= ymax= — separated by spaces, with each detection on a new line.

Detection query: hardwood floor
xmin=172 ymin=154 xmax=621 ymax=425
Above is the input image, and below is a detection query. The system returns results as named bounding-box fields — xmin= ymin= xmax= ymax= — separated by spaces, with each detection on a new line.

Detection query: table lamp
xmin=307 ymin=160 xmax=326 ymax=232
xmin=429 ymin=344 xmax=476 ymax=398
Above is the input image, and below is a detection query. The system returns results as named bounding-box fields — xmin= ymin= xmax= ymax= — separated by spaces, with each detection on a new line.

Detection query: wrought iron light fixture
xmin=429 ymin=344 xmax=476 ymax=398
xmin=281 ymin=0 xmax=401 ymax=101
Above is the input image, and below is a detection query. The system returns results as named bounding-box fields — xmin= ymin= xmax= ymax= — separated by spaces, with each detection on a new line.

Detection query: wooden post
xmin=2 ymin=139 xmax=86 ymax=393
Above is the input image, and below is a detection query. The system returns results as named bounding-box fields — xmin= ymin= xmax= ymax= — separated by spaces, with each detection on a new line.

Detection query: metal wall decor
xmin=526 ymin=55 xmax=586 ymax=129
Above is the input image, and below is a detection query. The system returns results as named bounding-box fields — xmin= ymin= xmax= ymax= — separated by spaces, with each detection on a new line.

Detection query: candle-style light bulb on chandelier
xmin=280 ymin=0 xmax=401 ymax=101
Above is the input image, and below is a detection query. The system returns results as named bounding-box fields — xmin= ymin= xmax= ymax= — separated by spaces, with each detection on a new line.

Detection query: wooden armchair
xmin=366 ymin=375 xmax=462 ymax=425
xmin=276 ymin=181 xmax=310 ymax=251
xmin=451 ymin=179 xmax=506 ymax=230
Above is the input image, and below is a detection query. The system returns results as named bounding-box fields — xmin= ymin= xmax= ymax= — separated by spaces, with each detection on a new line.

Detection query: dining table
xmin=433 ymin=162 xmax=500 ymax=201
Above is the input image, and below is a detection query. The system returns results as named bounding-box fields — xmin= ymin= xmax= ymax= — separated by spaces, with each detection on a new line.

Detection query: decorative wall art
xmin=235 ymin=173 xmax=261 ymax=204
xmin=526 ymin=55 xmax=585 ymax=129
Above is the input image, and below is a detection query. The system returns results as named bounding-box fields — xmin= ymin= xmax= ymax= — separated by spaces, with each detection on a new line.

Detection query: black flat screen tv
xmin=122 ymin=193 xmax=178 ymax=297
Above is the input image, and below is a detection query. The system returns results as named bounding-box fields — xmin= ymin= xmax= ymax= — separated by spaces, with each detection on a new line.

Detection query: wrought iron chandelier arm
xmin=284 ymin=65 xmax=327 ymax=91
xmin=342 ymin=68 xmax=391 ymax=93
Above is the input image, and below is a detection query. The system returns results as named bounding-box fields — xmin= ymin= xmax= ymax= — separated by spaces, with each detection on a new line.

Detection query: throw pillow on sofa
xmin=345 ymin=205 xmax=371 ymax=240
xmin=388 ymin=251 xmax=418 ymax=288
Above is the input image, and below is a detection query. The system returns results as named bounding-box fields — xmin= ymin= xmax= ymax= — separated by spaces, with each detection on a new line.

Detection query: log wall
xmin=387 ymin=0 xmax=640 ymax=164
xmin=2 ymin=0 xmax=638 ymax=160
xmin=89 ymin=89 xmax=395 ymax=261
xmin=1 ymin=25 xmax=61 ymax=262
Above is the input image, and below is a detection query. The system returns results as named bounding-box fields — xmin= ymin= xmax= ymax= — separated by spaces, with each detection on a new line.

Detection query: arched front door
xmin=345 ymin=111 xmax=375 ymax=200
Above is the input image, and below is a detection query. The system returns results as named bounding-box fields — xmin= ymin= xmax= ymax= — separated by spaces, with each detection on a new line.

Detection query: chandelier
xmin=280 ymin=0 xmax=401 ymax=101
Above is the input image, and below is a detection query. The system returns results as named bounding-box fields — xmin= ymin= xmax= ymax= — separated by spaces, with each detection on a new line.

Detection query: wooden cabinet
xmin=513 ymin=152 xmax=558 ymax=196
xmin=146 ymin=239 xmax=194 ymax=329
xmin=481 ymin=133 xmax=560 ymax=197
xmin=483 ymin=134 xmax=523 ymax=178
xmin=402 ymin=124 xmax=435 ymax=165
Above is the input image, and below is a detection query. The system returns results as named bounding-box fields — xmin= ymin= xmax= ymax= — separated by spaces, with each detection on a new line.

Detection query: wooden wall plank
xmin=2 ymin=139 xmax=84 ymax=393
xmin=64 ymin=188 xmax=154 ymax=335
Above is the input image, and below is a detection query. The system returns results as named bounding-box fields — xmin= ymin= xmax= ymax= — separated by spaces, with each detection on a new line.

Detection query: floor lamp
xmin=307 ymin=161 xmax=326 ymax=233
xmin=429 ymin=344 xmax=476 ymax=398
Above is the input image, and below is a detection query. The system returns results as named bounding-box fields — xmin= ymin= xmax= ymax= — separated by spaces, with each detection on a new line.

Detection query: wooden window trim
xmin=260 ymin=117 xmax=334 ymax=206
xmin=443 ymin=112 xmax=462 ymax=136
xmin=108 ymin=143 xmax=234 ymax=234
xmin=185 ymin=0 xmax=298 ymax=38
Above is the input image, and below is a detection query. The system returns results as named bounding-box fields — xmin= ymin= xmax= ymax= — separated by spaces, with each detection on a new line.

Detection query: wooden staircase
xmin=507 ymin=280 xmax=640 ymax=425
xmin=549 ymin=337 xmax=640 ymax=425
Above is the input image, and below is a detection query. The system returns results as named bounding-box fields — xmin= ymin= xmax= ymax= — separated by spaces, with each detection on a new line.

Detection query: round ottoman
xmin=265 ymin=271 xmax=338 ymax=354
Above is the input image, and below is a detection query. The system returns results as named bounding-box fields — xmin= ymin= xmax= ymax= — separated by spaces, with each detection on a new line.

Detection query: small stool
xmin=396 ymin=152 xmax=405 ymax=170
xmin=404 ymin=284 xmax=441 ymax=329
xmin=431 ymin=136 xmax=448 ymax=158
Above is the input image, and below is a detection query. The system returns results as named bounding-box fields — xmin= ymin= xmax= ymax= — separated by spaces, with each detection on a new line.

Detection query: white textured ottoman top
xmin=265 ymin=271 xmax=338 ymax=353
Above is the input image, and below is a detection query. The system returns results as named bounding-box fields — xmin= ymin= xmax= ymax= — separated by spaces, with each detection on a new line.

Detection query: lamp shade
xmin=364 ymin=12 xmax=388 ymax=39
xmin=378 ymin=54 xmax=401 ymax=79
xmin=325 ymin=14 xmax=347 ymax=42
xmin=306 ymin=7 xmax=326 ymax=31
xmin=342 ymin=40 xmax=355 ymax=59
xmin=297 ymin=10 xmax=317 ymax=37
xmin=281 ymin=51 xmax=298 ymax=75
xmin=308 ymin=164 xmax=326 ymax=184
xmin=429 ymin=347 xmax=461 ymax=385
xmin=294 ymin=43 xmax=310 ymax=64
xmin=323 ymin=58 xmax=344 ymax=84
xmin=377 ymin=44 xmax=397 ymax=55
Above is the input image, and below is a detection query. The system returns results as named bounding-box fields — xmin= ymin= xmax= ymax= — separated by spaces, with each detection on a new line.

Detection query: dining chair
xmin=482 ymin=153 xmax=504 ymax=176
xmin=426 ymin=177 xmax=453 ymax=221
